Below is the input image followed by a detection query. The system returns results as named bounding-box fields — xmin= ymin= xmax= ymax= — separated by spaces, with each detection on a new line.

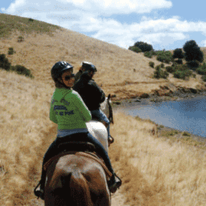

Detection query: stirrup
xmin=108 ymin=135 xmax=114 ymax=144
xmin=108 ymin=174 xmax=122 ymax=193
xmin=34 ymin=181 xmax=44 ymax=200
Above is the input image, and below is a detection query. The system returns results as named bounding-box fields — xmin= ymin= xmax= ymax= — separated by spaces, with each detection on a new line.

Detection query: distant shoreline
xmin=114 ymin=91 xmax=206 ymax=148
xmin=113 ymin=88 xmax=206 ymax=107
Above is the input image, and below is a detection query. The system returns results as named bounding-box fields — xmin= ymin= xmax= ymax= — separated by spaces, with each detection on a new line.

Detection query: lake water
xmin=120 ymin=96 xmax=206 ymax=138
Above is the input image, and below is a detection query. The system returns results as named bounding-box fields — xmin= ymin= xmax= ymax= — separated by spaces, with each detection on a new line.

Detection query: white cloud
xmin=5 ymin=0 xmax=26 ymax=13
xmin=4 ymin=0 xmax=172 ymax=16
xmin=57 ymin=0 xmax=172 ymax=15
xmin=2 ymin=0 xmax=206 ymax=50
xmin=88 ymin=17 xmax=206 ymax=49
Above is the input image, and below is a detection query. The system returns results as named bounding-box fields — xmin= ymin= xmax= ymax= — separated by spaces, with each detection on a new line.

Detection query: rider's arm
xmin=90 ymin=81 xmax=105 ymax=103
xmin=49 ymin=101 xmax=58 ymax=124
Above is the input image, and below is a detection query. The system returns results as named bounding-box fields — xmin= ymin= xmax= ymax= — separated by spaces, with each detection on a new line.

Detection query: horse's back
xmin=86 ymin=120 xmax=108 ymax=151
xmin=44 ymin=154 xmax=110 ymax=206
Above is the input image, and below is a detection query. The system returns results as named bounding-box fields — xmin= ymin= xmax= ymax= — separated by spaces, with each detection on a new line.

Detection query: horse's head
xmin=100 ymin=94 xmax=114 ymax=124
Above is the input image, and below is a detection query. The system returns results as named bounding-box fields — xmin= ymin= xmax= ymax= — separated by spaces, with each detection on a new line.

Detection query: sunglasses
xmin=64 ymin=73 xmax=75 ymax=81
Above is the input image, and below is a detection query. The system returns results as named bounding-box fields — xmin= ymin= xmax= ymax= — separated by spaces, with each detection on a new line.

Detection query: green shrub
xmin=166 ymin=66 xmax=175 ymax=73
xmin=183 ymin=40 xmax=204 ymax=64
xmin=134 ymin=41 xmax=153 ymax=52
xmin=196 ymin=63 xmax=206 ymax=75
xmin=144 ymin=51 xmax=152 ymax=58
xmin=17 ymin=36 xmax=24 ymax=42
xmin=187 ymin=61 xmax=199 ymax=69
xmin=196 ymin=67 xmax=206 ymax=75
xmin=173 ymin=70 xmax=185 ymax=79
xmin=144 ymin=50 xmax=157 ymax=58
xmin=154 ymin=66 xmax=169 ymax=79
xmin=201 ymin=75 xmax=206 ymax=82
xmin=149 ymin=61 xmax=154 ymax=68
xmin=0 ymin=54 xmax=11 ymax=70
xmin=173 ymin=69 xmax=192 ymax=80
xmin=160 ymin=63 xmax=164 ymax=68
xmin=173 ymin=48 xmax=184 ymax=59
xmin=128 ymin=46 xmax=142 ymax=53
xmin=11 ymin=65 xmax=33 ymax=78
xmin=8 ymin=47 xmax=15 ymax=55
xmin=156 ymin=50 xmax=173 ymax=63
xmin=182 ymin=131 xmax=191 ymax=136
xmin=28 ymin=18 xmax=34 ymax=22
xmin=0 ymin=53 xmax=33 ymax=78
xmin=175 ymin=59 xmax=183 ymax=64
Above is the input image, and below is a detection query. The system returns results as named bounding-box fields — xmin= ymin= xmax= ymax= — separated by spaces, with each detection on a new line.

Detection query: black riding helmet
xmin=82 ymin=61 xmax=97 ymax=72
xmin=51 ymin=61 xmax=73 ymax=82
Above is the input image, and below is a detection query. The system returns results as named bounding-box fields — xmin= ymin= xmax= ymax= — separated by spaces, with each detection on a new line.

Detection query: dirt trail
xmin=28 ymin=175 xmax=127 ymax=206
xmin=26 ymin=127 xmax=128 ymax=206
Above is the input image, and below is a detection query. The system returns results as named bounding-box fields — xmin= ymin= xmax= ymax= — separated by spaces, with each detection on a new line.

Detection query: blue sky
xmin=1 ymin=0 xmax=206 ymax=51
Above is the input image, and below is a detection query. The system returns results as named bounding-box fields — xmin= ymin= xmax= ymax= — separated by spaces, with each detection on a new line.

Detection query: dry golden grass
xmin=110 ymin=113 xmax=206 ymax=206
xmin=110 ymin=112 xmax=206 ymax=206
xmin=0 ymin=69 xmax=56 ymax=205
xmin=1 ymin=68 xmax=206 ymax=205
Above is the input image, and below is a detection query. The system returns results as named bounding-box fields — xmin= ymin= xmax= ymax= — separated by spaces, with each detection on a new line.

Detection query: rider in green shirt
xmin=34 ymin=61 xmax=121 ymax=200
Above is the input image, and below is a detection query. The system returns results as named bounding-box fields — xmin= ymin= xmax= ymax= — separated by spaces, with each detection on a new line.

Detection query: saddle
xmin=43 ymin=143 xmax=112 ymax=179
xmin=58 ymin=141 xmax=96 ymax=152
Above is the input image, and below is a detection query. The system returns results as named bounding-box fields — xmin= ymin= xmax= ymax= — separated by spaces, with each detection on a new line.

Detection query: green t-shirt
xmin=50 ymin=88 xmax=91 ymax=130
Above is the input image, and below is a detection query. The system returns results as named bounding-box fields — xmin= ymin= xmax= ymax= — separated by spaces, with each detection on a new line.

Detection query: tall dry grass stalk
xmin=110 ymin=112 xmax=206 ymax=206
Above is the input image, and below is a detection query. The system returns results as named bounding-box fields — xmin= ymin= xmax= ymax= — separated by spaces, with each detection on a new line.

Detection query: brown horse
xmin=44 ymin=152 xmax=111 ymax=206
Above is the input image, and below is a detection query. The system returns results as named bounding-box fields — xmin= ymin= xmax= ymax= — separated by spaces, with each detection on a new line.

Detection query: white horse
xmin=86 ymin=94 xmax=113 ymax=152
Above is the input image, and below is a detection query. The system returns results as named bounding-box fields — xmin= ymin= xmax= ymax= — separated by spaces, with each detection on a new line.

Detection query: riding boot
xmin=108 ymin=173 xmax=122 ymax=193
xmin=107 ymin=124 xmax=114 ymax=144
xmin=108 ymin=135 xmax=114 ymax=144
xmin=34 ymin=172 xmax=46 ymax=200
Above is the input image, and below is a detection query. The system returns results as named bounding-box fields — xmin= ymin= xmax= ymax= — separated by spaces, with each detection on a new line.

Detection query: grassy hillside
xmin=1 ymin=14 xmax=206 ymax=206
xmin=0 ymin=13 xmax=59 ymax=38
xmin=1 ymin=14 xmax=205 ymax=101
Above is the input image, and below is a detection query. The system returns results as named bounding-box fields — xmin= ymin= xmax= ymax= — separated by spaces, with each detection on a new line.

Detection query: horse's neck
xmin=100 ymin=97 xmax=109 ymax=118
xmin=100 ymin=96 xmax=113 ymax=124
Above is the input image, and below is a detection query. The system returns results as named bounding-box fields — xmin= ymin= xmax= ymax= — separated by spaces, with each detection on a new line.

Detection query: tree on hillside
xmin=183 ymin=40 xmax=204 ymax=68
xmin=173 ymin=48 xmax=184 ymax=64
xmin=128 ymin=41 xmax=153 ymax=53
xmin=134 ymin=41 xmax=153 ymax=52
xmin=128 ymin=46 xmax=142 ymax=53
